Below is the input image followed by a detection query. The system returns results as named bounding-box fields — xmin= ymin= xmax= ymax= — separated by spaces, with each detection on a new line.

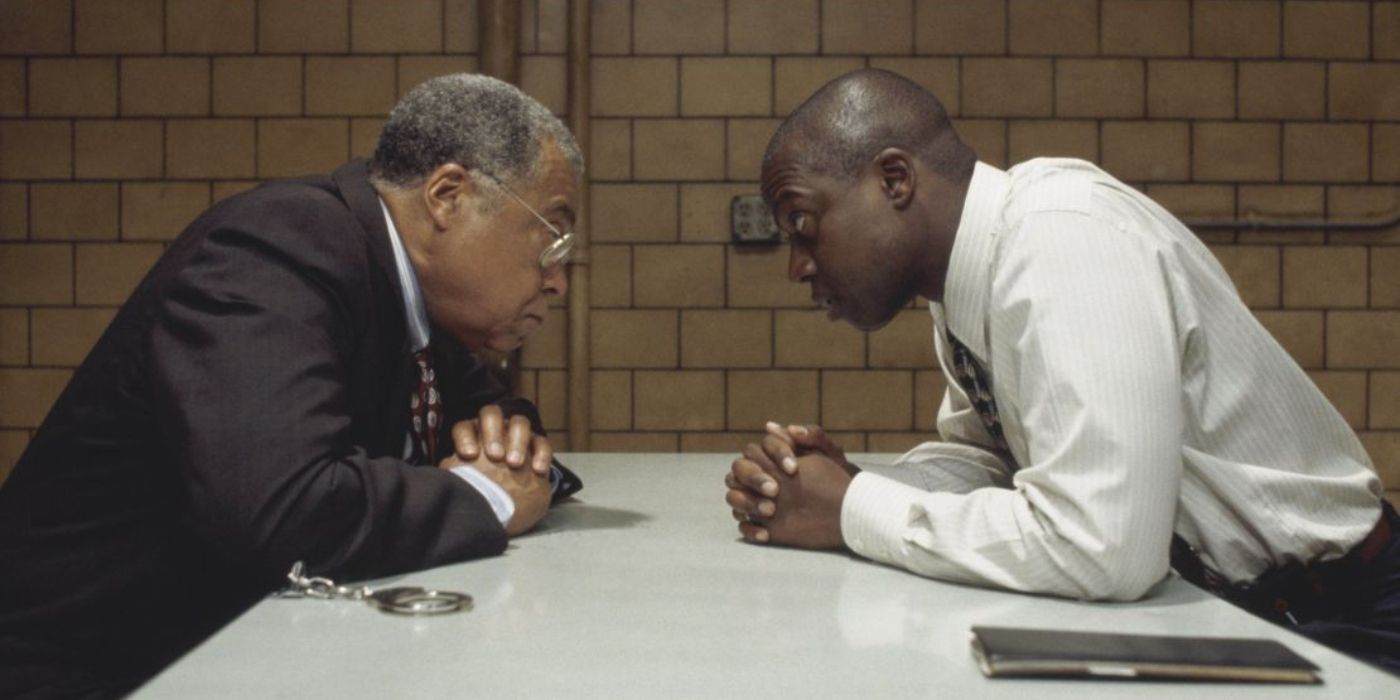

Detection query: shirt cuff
xmin=450 ymin=466 xmax=516 ymax=526
xmin=840 ymin=472 xmax=928 ymax=566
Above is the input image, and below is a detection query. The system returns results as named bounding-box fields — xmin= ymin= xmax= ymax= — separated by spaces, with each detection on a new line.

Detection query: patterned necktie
xmin=409 ymin=348 xmax=442 ymax=464
xmin=947 ymin=333 xmax=1212 ymax=590
xmin=946 ymin=331 xmax=1011 ymax=455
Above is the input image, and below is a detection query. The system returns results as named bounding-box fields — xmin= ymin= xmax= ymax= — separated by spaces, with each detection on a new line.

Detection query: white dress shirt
xmin=379 ymin=200 xmax=515 ymax=526
xmin=841 ymin=159 xmax=1383 ymax=601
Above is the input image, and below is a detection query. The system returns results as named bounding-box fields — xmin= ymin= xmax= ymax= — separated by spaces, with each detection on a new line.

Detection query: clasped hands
xmin=724 ymin=422 xmax=856 ymax=550
xmin=437 ymin=405 xmax=552 ymax=536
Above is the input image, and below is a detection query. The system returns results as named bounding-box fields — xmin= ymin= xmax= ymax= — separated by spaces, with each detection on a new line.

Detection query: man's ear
xmin=873 ymin=148 xmax=916 ymax=211
xmin=423 ymin=163 xmax=476 ymax=230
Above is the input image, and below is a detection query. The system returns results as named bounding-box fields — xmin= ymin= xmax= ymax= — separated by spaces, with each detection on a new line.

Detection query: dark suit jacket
xmin=0 ymin=161 xmax=541 ymax=698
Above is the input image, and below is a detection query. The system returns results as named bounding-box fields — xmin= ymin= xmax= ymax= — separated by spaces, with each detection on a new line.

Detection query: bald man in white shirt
xmin=724 ymin=68 xmax=1399 ymax=674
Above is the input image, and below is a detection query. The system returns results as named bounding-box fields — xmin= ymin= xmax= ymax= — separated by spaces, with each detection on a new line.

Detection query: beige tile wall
xmin=0 ymin=1 xmax=1397 ymax=507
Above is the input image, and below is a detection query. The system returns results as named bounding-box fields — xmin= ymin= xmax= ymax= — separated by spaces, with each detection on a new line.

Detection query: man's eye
xmin=788 ymin=212 xmax=807 ymax=235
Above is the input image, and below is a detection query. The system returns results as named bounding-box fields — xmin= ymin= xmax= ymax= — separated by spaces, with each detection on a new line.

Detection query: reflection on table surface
xmin=135 ymin=453 xmax=1400 ymax=699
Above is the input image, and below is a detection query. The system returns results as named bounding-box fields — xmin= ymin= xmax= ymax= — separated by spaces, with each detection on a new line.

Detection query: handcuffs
xmin=278 ymin=561 xmax=472 ymax=616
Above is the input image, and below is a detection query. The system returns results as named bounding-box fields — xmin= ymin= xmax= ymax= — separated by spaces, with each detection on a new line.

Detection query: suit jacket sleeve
xmin=146 ymin=197 xmax=506 ymax=583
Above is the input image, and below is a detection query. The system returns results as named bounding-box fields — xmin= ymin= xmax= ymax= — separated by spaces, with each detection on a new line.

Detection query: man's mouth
xmin=816 ymin=296 xmax=840 ymax=321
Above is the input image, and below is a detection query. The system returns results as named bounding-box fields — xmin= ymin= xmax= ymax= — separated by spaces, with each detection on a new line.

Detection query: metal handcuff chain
xmin=278 ymin=561 xmax=473 ymax=616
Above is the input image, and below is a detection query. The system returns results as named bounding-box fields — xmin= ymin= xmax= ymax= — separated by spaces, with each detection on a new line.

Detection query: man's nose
xmin=788 ymin=245 xmax=816 ymax=283
xmin=543 ymin=264 xmax=569 ymax=297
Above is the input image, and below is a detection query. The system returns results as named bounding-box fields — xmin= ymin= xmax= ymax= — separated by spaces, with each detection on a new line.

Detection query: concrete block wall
xmin=1 ymin=1 xmax=1397 ymax=507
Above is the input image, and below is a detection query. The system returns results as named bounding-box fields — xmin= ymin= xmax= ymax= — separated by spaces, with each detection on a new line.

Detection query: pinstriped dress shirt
xmin=841 ymin=159 xmax=1383 ymax=601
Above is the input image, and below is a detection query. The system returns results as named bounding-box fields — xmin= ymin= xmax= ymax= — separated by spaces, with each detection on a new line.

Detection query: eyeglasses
xmin=481 ymin=171 xmax=575 ymax=270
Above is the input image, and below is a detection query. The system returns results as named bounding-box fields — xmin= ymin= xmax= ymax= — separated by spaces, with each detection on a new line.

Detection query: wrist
xmin=827 ymin=474 xmax=853 ymax=548
xmin=449 ymin=465 xmax=517 ymax=526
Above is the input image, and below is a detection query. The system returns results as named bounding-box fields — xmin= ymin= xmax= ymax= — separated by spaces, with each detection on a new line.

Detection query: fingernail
xmin=490 ymin=442 xmax=502 ymax=454
xmin=508 ymin=450 xmax=522 ymax=463
xmin=790 ymin=425 xmax=808 ymax=436
xmin=765 ymin=420 xmax=782 ymax=432
xmin=759 ymin=502 xmax=775 ymax=516
xmin=756 ymin=530 xmax=770 ymax=543
xmin=782 ymin=456 xmax=797 ymax=474
xmin=761 ymin=481 xmax=777 ymax=497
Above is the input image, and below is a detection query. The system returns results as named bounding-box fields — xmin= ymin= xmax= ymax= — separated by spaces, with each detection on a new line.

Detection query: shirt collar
xmin=933 ymin=161 xmax=1011 ymax=361
xmin=378 ymin=198 xmax=431 ymax=352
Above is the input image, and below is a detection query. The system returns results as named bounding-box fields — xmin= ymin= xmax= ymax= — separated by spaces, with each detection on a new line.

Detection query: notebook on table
xmin=970 ymin=626 xmax=1320 ymax=684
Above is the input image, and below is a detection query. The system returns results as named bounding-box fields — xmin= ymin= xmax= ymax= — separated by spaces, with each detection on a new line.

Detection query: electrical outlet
xmin=730 ymin=194 xmax=780 ymax=245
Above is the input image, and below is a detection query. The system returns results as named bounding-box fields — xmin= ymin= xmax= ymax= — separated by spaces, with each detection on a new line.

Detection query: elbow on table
xmin=1083 ymin=572 xmax=1167 ymax=602
xmin=1026 ymin=524 xmax=1173 ymax=601
xmin=189 ymin=458 xmax=365 ymax=571
xmin=1073 ymin=550 xmax=1171 ymax=602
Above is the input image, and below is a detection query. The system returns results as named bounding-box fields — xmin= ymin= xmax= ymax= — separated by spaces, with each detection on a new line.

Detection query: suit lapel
xmin=380 ymin=355 xmax=419 ymax=460
xmin=330 ymin=160 xmax=421 ymax=460
xmin=332 ymin=160 xmax=403 ymax=307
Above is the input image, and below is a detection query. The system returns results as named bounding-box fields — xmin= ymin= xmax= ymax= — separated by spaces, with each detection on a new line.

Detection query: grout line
xmin=206 ymin=57 xmax=214 ymax=116
xmin=1096 ymin=0 xmax=1102 ymax=55
xmin=906 ymin=0 xmax=914 ymax=55
xmin=251 ymin=116 xmax=260 ymax=181
xmin=24 ymin=181 xmax=33 ymax=241
xmin=67 ymin=117 xmax=75 ymax=180
xmin=300 ymin=55 xmax=307 ymax=117
xmin=1003 ymin=0 xmax=1010 ymax=57
xmin=69 ymin=242 xmax=77 ymax=309
xmin=1186 ymin=0 xmax=1195 ymax=58
xmin=721 ymin=368 xmax=728 ymax=431
xmin=1232 ymin=57 xmax=1239 ymax=120
xmin=720 ymin=0 xmax=731 ymax=55
xmin=534 ymin=0 xmax=542 ymax=54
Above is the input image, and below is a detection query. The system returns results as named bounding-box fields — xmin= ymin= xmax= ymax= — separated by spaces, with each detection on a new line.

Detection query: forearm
xmin=840 ymin=469 xmax=1171 ymax=601
xmin=235 ymin=454 xmax=508 ymax=580
xmin=858 ymin=440 xmax=1014 ymax=494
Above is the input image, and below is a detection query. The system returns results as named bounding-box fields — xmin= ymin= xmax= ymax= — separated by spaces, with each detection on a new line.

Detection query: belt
xmin=1171 ymin=501 xmax=1397 ymax=624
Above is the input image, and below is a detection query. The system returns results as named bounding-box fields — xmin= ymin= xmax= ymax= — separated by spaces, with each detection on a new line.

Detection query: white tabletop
xmin=136 ymin=453 xmax=1399 ymax=698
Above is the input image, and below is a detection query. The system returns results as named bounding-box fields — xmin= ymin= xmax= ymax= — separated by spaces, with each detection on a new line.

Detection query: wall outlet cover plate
xmin=731 ymin=194 xmax=780 ymax=244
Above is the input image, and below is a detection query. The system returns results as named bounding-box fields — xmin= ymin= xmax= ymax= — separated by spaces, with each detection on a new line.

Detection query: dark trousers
xmin=1231 ymin=503 xmax=1400 ymax=676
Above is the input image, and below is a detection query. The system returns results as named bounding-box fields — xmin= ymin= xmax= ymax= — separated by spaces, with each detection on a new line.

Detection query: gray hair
xmin=369 ymin=73 xmax=583 ymax=192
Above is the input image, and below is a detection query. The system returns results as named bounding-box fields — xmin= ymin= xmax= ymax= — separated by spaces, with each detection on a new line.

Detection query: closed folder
xmin=970 ymin=626 xmax=1320 ymax=684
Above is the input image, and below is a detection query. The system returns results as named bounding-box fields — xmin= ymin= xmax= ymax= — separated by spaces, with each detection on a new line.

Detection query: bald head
xmin=762 ymin=69 xmax=974 ymax=192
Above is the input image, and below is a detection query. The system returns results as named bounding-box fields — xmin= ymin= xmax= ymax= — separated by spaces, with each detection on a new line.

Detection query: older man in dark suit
xmin=0 ymin=74 xmax=581 ymax=698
